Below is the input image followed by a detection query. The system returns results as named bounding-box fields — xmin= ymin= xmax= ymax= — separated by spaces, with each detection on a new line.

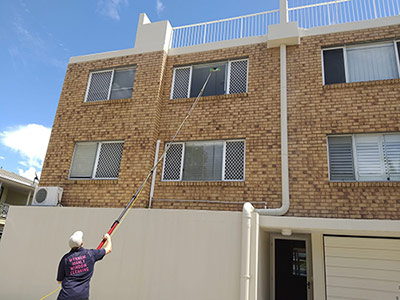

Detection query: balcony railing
xmin=171 ymin=0 xmax=400 ymax=49
xmin=171 ymin=10 xmax=280 ymax=48
xmin=289 ymin=0 xmax=400 ymax=29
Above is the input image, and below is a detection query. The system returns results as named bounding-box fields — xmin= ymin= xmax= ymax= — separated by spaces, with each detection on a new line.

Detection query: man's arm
xmin=103 ymin=233 xmax=112 ymax=255
xmin=56 ymin=258 xmax=65 ymax=283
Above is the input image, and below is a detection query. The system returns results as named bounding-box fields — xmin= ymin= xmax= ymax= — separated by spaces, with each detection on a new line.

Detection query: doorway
xmin=271 ymin=234 xmax=312 ymax=300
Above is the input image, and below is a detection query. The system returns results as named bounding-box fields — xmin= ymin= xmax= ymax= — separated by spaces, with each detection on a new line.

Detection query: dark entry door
xmin=275 ymin=239 xmax=308 ymax=300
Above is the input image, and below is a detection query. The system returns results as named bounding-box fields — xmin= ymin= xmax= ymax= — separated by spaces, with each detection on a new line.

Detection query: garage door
xmin=324 ymin=236 xmax=400 ymax=300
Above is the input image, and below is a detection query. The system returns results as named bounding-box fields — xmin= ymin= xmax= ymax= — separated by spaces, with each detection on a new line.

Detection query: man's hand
xmin=103 ymin=233 xmax=112 ymax=255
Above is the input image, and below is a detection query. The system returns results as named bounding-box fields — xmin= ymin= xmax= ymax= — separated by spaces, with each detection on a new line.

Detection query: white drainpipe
xmin=256 ymin=43 xmax=290 ymax=216
xmin=240 ymin=43 xmax=290 ymax=300
xmin=148 ymin=140 xmax=161 ymax=208
xmin=240 ymin=202 xmax=254 ymax=300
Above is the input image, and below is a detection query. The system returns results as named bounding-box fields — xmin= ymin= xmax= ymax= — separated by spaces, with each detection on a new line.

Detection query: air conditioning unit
xmin=32 ymin=187 xmax=63 ymax=206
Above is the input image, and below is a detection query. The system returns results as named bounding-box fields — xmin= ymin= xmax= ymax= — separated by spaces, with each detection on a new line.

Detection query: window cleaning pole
xmin=96 ymin=67 xmax=220 ymax=249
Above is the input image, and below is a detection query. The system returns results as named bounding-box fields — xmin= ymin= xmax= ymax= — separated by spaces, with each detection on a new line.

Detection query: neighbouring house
xmin=0 ymin=169 xmax=35 ymax=238
xmin=1 ymin=0 xmax=399 ymax=299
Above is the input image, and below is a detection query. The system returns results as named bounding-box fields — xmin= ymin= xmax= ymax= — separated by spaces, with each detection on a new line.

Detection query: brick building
xmin=36 ymin=1 xmax=400 ymax=299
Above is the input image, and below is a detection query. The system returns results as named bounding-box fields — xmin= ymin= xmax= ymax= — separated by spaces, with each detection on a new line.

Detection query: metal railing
xmin=171 ymin=10 xmax=280 ymax=48
xmin=170 ymin=0 xmax=400 ymax=48
xmin=289 ymin=0 xmax=400 ymax=29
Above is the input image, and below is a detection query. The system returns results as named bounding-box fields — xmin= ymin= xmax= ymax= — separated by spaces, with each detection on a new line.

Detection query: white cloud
xmin=97 ymin=0 xmax=128 ymax=21
xmin=18 ymin=167 xmax=40 ymax=181
xmin=0 ymin=156 xmax=4 ymax=160
xmin=1 ymin=124 xmax=51 ymax=180
xmin=156 ymin=0 xmax=165 ymax=15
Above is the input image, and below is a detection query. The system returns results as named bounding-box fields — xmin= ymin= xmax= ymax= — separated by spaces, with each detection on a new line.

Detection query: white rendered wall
xmin=0 ymin=206 xmax=242 ymax=300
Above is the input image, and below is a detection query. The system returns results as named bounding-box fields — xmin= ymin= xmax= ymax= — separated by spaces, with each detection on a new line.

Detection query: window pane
xmin=224 ymin=141 xmax=245 ymax=181
xmin=110 ymin=69 xmax=135 ymax=100
xmin=86 ymin=71 xmax=113 ymax=102
xmin=95 ymin=142 xmax=124 ymax=179
xmin=229 ymin=60 xmax=248 ymax=93
xmin=162 ymin=143 xmax=184 ymax=181
xmin=384 ymin=134 xmax=400 ymax=181
xmin=323 ymin=49 xmax=346 ymax=84
xmin=183 ymin=141 xmax=223 ymax=181
xmin=355 ymin=135 xmax=385 ymax=181
xmin=328 ymin=136 xmax=355 ymax=181
xmin=110 ymin=89 xmax=133 ymax=100
xmin=171 ymin=67 xmax=191 ymax=99
xmin=397 ymin=42 xmax=400 ymax=59
xmin=190 ymin=63 xmax=226 ymax=97
xmin=397 ymin=42 xmax=400 ymax=61
xmin=70 ymin=143 xmax=98 ymax=178
xmin=347 ymin=44 xmax=399 ymax=83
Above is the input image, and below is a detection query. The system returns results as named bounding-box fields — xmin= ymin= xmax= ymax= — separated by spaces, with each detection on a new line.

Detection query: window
xmin=162 ymin=140 xmax=245 ymax=181
xmin=323 ymin=41 xmax=400 ymax=85
xmin=328 ymin=133 xmax=400 ymax=181
xmin=170 ymin=59 xmax=248 ymax=99
xmin=69 ymin=141 xmax=124 ymax=179
xmin=85 ymin=68 xmax=136 ymax=102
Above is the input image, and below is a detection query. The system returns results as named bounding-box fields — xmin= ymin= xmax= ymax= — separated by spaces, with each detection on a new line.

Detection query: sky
xmin=0 ymin=0 xmax=279 ymax=181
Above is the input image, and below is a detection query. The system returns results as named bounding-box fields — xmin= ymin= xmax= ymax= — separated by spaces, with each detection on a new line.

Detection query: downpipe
xmin=257 ymin=43 xmax=290 ymax=216
xmin=148 ymin=140 xmax=161 ymax=208
xmin=240 ymin=202 xmax=254 ymax=300
xmin=239 ymin=44 xmax=289 ymax=300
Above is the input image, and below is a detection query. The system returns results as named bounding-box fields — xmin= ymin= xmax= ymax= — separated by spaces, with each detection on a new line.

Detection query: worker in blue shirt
xmin=56 ymin=231 xmax=112 ymax=300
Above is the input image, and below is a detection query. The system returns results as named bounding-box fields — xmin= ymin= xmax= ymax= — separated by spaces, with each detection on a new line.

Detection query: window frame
xmin=161 ymin=139 xmax=246 ymax=182
xmin=84 ymin=67 xmax=136 ymax=102
xmin=322 ymin=41 xmax=400 ymax=85
xmin=69 ymin=140 xmax=124 ymax=180
xmin=170 ymin=59 xmax=249 ymax=99
xmin=327 ymin=133 xmax=400 ymax=182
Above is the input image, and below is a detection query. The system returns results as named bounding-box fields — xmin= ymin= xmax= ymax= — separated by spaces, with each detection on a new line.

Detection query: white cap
xmin=69 ymin=231 xmax=83 ymax=248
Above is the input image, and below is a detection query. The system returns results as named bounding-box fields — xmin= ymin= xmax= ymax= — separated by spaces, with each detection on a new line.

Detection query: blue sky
xmin=0 ymin=0 xmax=278 ymax=180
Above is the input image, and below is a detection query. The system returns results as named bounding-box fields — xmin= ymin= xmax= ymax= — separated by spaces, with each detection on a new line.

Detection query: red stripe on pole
xmin=97 ymin=221 xmax=119 ymax=249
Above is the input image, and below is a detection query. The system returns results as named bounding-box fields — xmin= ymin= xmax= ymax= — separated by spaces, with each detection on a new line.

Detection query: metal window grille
xmin=94 ymin=142 xmax=124 ymax=179
xmin=86 ymin=71 xmax=113 ymax=102
xmin=224 ymin=140 xmax=245 ymax=181
xmin=171 ymin=67 xmax=191 ymax=99
xmin=228 ymin=59 xmax=248 ymax=94
xmin=162 ymin=143 xmax=184 ymax=180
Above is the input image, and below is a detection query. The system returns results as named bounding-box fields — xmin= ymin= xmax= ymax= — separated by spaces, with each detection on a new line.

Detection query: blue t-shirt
xmin=57 ymin=247 xmax=106 ymax=300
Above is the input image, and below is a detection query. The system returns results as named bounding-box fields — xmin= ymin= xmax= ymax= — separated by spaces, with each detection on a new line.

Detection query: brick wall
xmin=41 ymin=51 xmax=167 ymax=208
xmin=41 ymin=24 xmax=400 ymax=219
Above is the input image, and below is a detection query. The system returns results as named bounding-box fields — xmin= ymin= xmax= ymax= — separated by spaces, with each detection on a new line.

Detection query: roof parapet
xmin=134 ymin=13 xmax=173 ymax=53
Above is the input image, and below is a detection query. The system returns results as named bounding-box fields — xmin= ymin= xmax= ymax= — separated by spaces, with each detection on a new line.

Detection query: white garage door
xmin=324 ymin=236 xmax=400 ymax=300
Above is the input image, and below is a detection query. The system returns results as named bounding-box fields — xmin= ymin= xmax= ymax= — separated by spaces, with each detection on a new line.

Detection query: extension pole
xmin=97 ymin=68 xmax=219 ymax=249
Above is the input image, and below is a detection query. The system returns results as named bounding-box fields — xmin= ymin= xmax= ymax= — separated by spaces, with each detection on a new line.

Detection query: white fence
xmin=289 ymin=0 xmax=400 ymax=28
xmin=171 ymin=10 xmax=280 ymax=48
xmin=171 ymin=0 xmax=400 ymax=48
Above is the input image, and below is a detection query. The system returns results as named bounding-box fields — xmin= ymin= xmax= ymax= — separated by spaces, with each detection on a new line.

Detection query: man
xmin=56 ymin=231 xmax=112 ymax=300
